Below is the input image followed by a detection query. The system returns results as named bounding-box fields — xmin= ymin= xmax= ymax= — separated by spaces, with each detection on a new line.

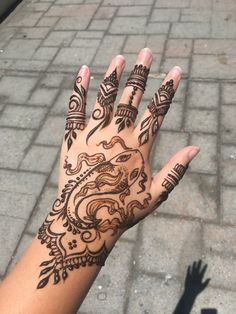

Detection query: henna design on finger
xmin=155 ymin=163 xmax=187 ymax=208
xmin=115 ymin=64 xmax=149 ymax=132
xmin=37 ymin=136 xmax=151 ymax=289
xmin=138 ymin=79 xmax=175 ymax=146
xmin=65 ymin=76 xmax=87 ymax=151
xmin=86 ymin=69 xmax=119 ymax=143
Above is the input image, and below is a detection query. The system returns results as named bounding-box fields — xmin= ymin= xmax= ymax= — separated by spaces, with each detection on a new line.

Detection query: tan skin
xmin=0 ymin=48 xmax=199 ymax=314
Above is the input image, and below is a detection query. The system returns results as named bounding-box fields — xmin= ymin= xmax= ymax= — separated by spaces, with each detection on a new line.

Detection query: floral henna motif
xmin=37 ymin=136 xmax=151 ymax=289
xmin=65 ymin=76 xmax=87 ymax=150
xmin=115 ymin=64 xmax=149 ymax=132
xmin=155 ymin=163 xmax=187 ymax=208
xmin=86 ymin=69 xmax=119 ymax=143
xmin=138 ymin=79 xmax=175 ymax=146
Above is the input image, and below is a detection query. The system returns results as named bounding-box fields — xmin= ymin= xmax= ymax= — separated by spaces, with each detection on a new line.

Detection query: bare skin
xmin=0 ymin=48 xmax=199 ymax=314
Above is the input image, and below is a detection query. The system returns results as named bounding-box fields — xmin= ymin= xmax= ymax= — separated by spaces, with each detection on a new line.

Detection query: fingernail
xmin=79 ymin=65 xmax=88 ymax=75
xmin=173 ymin=66 xmax=182 ymax=74
xmin=138 ymin=47 xmax=153 ymax=65
xmin=115 ymin=55 xmax=125 ymax=67
xmin=188 ymin=147 xmax=200 ymax=161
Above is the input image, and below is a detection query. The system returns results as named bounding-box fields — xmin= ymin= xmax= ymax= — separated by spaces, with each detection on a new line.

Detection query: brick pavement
xmin=0 ymin=0 xmax=236 ymax=313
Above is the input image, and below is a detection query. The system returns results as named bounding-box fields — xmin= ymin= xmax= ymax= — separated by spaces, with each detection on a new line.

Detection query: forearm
xmin=0 ymin=226 xmax=119 ymax=314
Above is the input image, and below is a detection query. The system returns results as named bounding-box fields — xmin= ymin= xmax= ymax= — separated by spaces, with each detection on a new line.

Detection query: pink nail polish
xmin=79 ymin=65 xmax=88 ymax=76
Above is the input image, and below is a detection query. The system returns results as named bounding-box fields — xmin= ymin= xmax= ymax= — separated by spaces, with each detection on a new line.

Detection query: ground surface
xmin=0 ymin=0 xmax=236 ymax=313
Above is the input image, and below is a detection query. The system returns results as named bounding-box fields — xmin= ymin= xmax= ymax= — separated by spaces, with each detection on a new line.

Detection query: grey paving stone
xmin=139 ymin=216 xmax=201 ymax=275
xmin=0 ymin=215 xmax=26 ymax=275
xmin=145 ymin=22 xmax=170 ymax=34
xmin=7 ymin=12 xmax=43 ymax=27
xmin=222 ymin=83 xmax=236 ymax=105
xmin=20 ymin=145 xmax=59 ymax=173
xmin=0 ymin=27 xmax=17 ymax=42
xmin=0 ymin=105 xmax=46 ymax=129
xmin=15 ymin=27 xmax=50 ymax=39
xmin=0 ymin=76 xmax=37 ymax=104
xmin=95 ymin=6 xmax=116 ymax=19
xmin=151 ymin=8 xmax=180 ymax=21
xmin=93 ymin=35 xmax=125 ymax=67
xmin=161 ymin=101 xmax=183 ymax=131
xmin=190 ymin=133 xmax=217 ymax=174
xmin=191 ymin=55 xmax=236 ymax=79
xmin=155 ymin=0 xmax=190 ymax=7
xmin=75 ymin=31 xmax=104 ymax=38
xmin=53 ymin=47 xmax=96 ymax=67
xmin=89 ymin=19 xmax=110 ymax=31
xmin=192 ymin=287 xmax=236 ymax=314
xmin=51 ymin=89 xmax=71 ymax=114
xmin=123 ymin=35 xmax=147 ymax=53
xmin=0 ymin=190 xmax=36 ymax=220
xmin=28 ymin=87 xmax=58 ymax=107
xmin=170 ymin=22 xmax=210 ymax=38
xmin=8 ymin=60 xmax=49 ymax=72
xmin=48 ymin=156 xmax=60 ymax=186
xmin=221 ymin=145 xmax=236 ymax=185
xmin=71 ymin=38 xmax=101 ymax=48
xmin=185 ymin=109 xmax=218 ymax=133
xmin=40 ymin=73 xmax=64 ymax=88
xmin=79 ymin=241 xmax=133 ymax=314
xmin=120 ymin=223 xmax=138 ymax=241
xmin=118 ymin=6 xmax=151 ymax=16
xmin=146 ymin=35 xmax=166 ymax=54
xmin=194 ymin=39 xmax=236 ymax=55
xmin=103 ymin=0 xmax=154 ymax=4
xmin=221 ymin=105 xmax=236 ymax=144
xmin=0 ymin=128 xmax=34 ymax=169
xmin=109 ymin=17 xmax=147 ymax=34
xmin=152 ymin=130 xmax=189 ymax=169
xmin=33 ymin=47 xmax=58 ymax=60
xmin=0 ymin=170 xmax=46 ymax=195
xmin=222 ymin=186 xmax=236 ymax=224
xmin=203 ymin=223 xmax=236 ymax=256
xmin=188 ymin=81 xmax=219 ymax=109
xmin=37 ymin=17 xmax=59 ymax=27
xmin=127 ymin=274 xmax=181 ymax=314
xmin=158 ymin=173 xmax=217 ymax=220
xmin=166 ymin=39 xmax=192 ymax=57
xmin=0 ymin=39 xmax=40 ymax=59
xmin=190 ymin=0 xmax=212 ymax=7
xmin=181 ymin=9 xmax=212 ymax=22
xmin=43 ymin=31 xmax=75 ymax=46
xmin=212 ymin=12 xmax=236 ymax=38
xmin=27 ymin=186 xmax=57 ymax=233
xmin=35 ymin=115 xmax=65 ymax=145
xmin=46 ymin=4 xmax=97 ymax=17
xmin=161 ymin=58 xmax=189 ymax=75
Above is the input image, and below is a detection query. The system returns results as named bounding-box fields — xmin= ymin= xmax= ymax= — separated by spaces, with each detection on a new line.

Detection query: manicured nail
xmin=137 ymin=47 xmax=153 ymax=65
xmin=188 ymin=147 xmax=200 ymax=161
xmin=173 ymin=66 xmax=183 ymax=74
xmin=79 ymin=65 xmax=88 ymax=75
xmin=115 ymin=54 xmax=125 ymax=67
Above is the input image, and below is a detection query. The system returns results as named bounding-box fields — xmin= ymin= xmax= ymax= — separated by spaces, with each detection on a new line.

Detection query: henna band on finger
xmin=65 ymin=76 xmax=86 ymax=151
xmin=115 ymin=103 xmax=138 ymax=132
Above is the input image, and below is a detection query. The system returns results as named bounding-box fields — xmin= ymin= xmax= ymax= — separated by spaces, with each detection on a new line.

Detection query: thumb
xmin=150 ymin=146 xmax=200 ymax=209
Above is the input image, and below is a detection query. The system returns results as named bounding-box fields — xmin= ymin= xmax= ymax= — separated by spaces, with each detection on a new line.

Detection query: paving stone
xmin=192 ymin=287 xmax=236 ymax=314
xmin=139 ymin=217 xmax=201 ymax=276
xmin=221 ymin=145 xmax=236 ymax=185
xmin=0 ymin=215 xmax=26 ymax=275
xmin=80 ymin=241 xmax=133 ymax=314
xmin=190 ymin=133 xmax=217 ymax=174
xmin=46 ymin=4 xmax=97 ymax=17
xmin=75 ymin=31 xmax=104 ymax=38
xmin=0 ymin=105 xmax=46 ymax=129
xmin=26 ymin=2 xmax=52 ymax=11
xmin=27 ymin=187 xmax=57 ymax=233
xmin=109 ymin=17 xmax=147 ymax=34
xmin=145 ymin=22 xmax=170 ymax=34
xmin=152 ymin=130 xmax=189 ymax=169
xmin=161 ymin=101 xmax=183 ymax=131
xmin=7 ymin=12 xmax=43 ymax=27
xmin=43 ymin=31 xmax=75 ymax=46
xmin=28 ymin=87 xmax=58 ymax=106
xmin=166 ymin=39 xmax=192 ymax=57
xmin=127 ymin=274 xmax=181 ymax=314
xmin=222 ymin=186 xmax=236 ymax=224
xmin=181 ymin=9 xmax=212 ymax=22
xmin=37 ymin=17 xmax=59 ymax=27
xmin=0 ymin=128 xmax=34 ymax=169
xmin=89 ymin=20 xmax=110 ymax=31
xmin=161 ymin=58 xmax=189 ymax=75
xmin=146 ymin=35 xmax=166 ymax=54
xmin=117 ymin=6 xmax=151 ymax=16
xmin=155 ymin=0 xmax=190 ymax=7
xmin=55 ymin=16 xmax=95 ymax=31
xmin=71 ymin=38 xmax=101 ymax=48
xmin=93 ymin=35 xmax=125 ymax=67
xmin=170 ymin=22 xmax=210 ymax=38
xmin=15 ymin=27 xmax=50 ymax=39
xmin=0 ymin=190 xmax=36 ymax=220
xmin=123 ymin=35 xmax=147 ymax=53
xmin=0 ymin=170 xmax=46 ymax=195
xmin=49 ymin=156 xmax=60 ymax=186
xmin=51 ymin=89 xmax=71 ymax=114
xmin=20 ymin=145 xmax=59 ymax=173
xmin=8 ymin=60 xmax=49 ymax=72
xmin=158 ymin=173 xmax=217 ymax=220
xmin=192 ymin=55 xmax=236 ymax=79
xmin=151 ymin=8 xmax=180 ymax=21
xmin=103 ymin=0 xmax=154 ymax=4
xmin=53 ymin=47 xmax=96 ymax=67
xmin=188 ymin=81 xmax=219 ymax=109
xmin=221 ymin=105 xmax=236 ymax=144
xmin=194 ymin=39 xmax=236 ymax=55
xmin=35 ymin=115 xmax=65 ymax=145
xmin=55 ymin=0 xmax=84 ymax=3
xmin=33 ymin=47 xmax=58 ymax=60
xmin=203 ymin=223 xmax=236 ymax=256
xmin=0 ymin=27 xmax=17 ymax=42
xmin=185 ymin=109 xmax=218 ymax=133
xmin=95 ymin=6 xmax=116 ymax=19
xmin=191 ymin=0 xmax=213 ymax=7
xmin=0 ymin=39 xmax=40 ymax=59
xmin=40 ymin=73 xmax=64 ymax=88
xmin=222 ymin=83 xmax=236 ymax=105
xmin=212 ymin=12 xmax=236 ymax=38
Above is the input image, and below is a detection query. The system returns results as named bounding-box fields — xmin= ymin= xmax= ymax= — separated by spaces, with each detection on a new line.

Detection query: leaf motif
xmin=40 ymin=258 xmax=55 ymax=267
xmin=140 ymin=115 xmax=151 ymax=130
xmin=152 ymin=120 xmax=159 ymax=135
xmin=54 ymin=271 xmax=60 ymax=285
xmin=138 ymin=129 xmax=149 ymax=146
xmin=67 ymin=137 xmax=73 ymax=150
xmin=72 ymin=130 xmax=77 ymax=139
xmin=115 ymin=117 xmax=122 ymax=124
xmin=126 ymin=119 xmax=131 ymax=127
xmin=37 ymin=276 xmax=50 ymax=289
xmin=64 ymin=131 xmax=70 ymax=140
xmin=40 ymin=266 xmax=54 ymax=276
xmin=62 ymin=270 xmax=68 ymax=281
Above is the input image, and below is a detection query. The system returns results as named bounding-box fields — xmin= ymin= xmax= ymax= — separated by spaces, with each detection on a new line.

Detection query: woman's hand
xmin=37 ymin=48 xmax=199 ymax=290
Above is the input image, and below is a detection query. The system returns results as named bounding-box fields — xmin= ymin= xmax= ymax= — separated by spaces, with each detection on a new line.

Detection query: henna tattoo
xmin=86 ymin=69 xmax=119 ymax=143
xmin=65 ymin=76 xmax=86 ymax=150
xmin=138 ymin=79 xmax=175 ymax=146
xmin=155 ymin=163 xmax=187 ymax=208
xmin=37 ymin=136 xmax=151 ymax=289
xmin=115 ymin=64 xmax=149 ymax=132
